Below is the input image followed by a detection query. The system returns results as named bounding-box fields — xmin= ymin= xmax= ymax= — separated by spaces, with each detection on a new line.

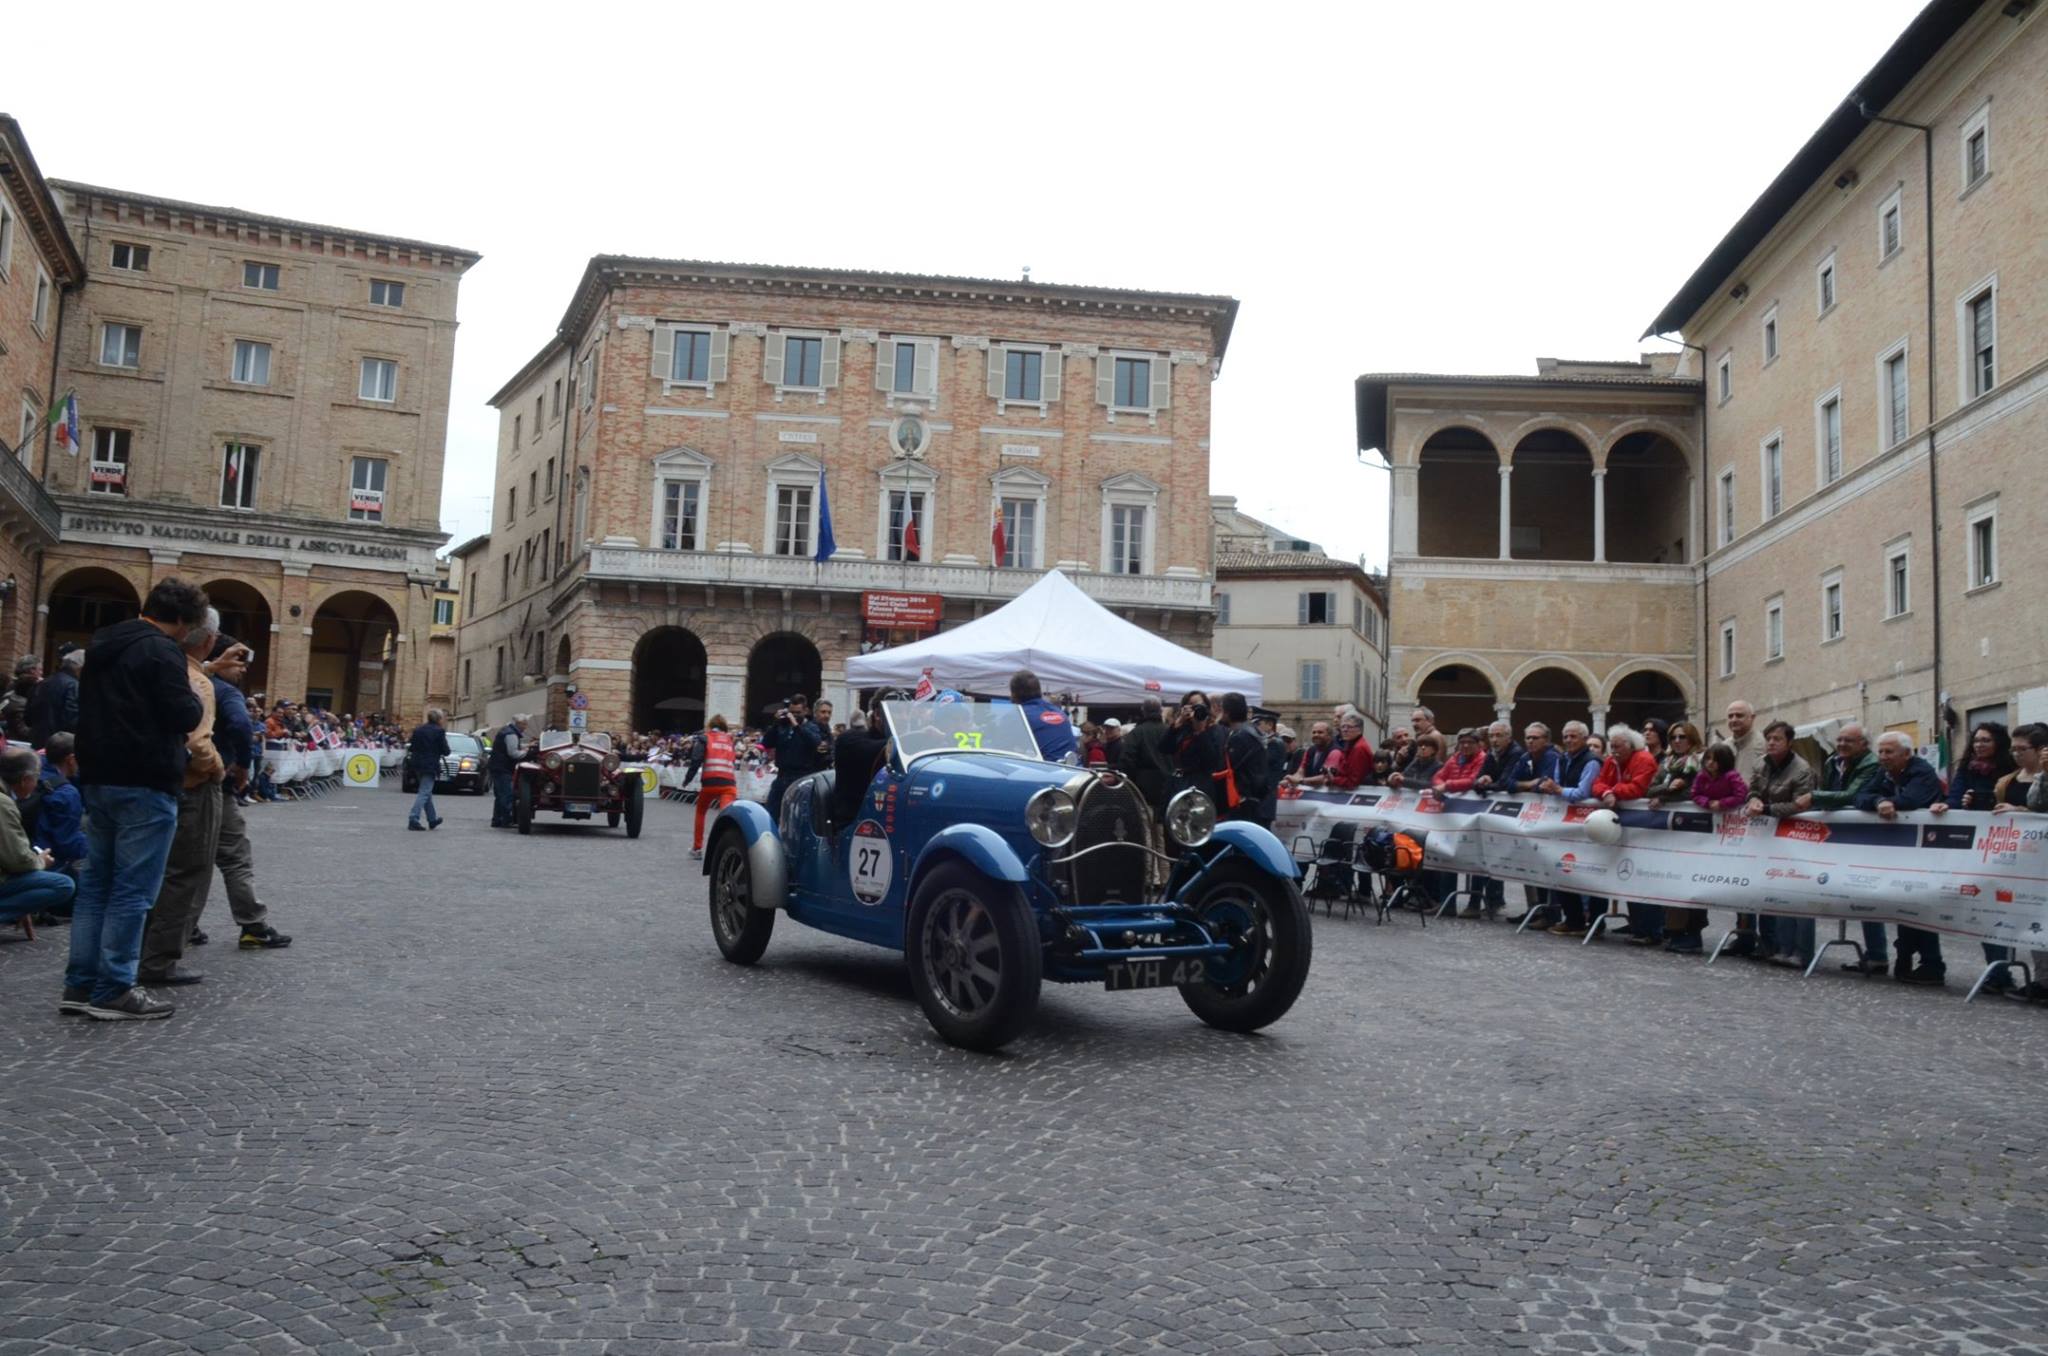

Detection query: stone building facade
xmin=0 ymin=115 xmax=82 ymax=666
xmin=455 ymin=257 xmax=1236 ymax=735
xmin=1212 ymin=550 xmax=1388 ymax=741
xmin=1644 ymin=0 xmax=2048 ymax=746
xmin=38 ymin=181 xmax=477 ymax=718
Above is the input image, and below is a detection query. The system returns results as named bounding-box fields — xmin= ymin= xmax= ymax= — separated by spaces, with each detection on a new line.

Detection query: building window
xmin=1964 ymin=284 xmax=1996 ymax=399
xmin=1216 ymin=591 xmax=1230 ymax=626
xmin=369 ymin=279 xmax=405 ymax=308
xmin=231 ymin=339 xmax=272 ymax=386
xmin=508 ymin=485 xmax=517 ymax=521
xmin=1112 ymin=356 xmax=1151 ymax=410
xmin=885 ymin=489 xmax=927 ymax=561
xmin=1817 ymin=252 xmax=1836 ymax=313
xmin=17 ymin=399 xmax=35 ymax=456
xmin=349 ymin=456 xmax=387 ymax=521
xmin=501 ymin=554 xmax=511 ymax=601
xmin=551 ymin=378 xmax=563 ymax=420
xmin=513 ymin=414 xmax=522 ymax=446
xmin=1881 ymin=345 xmax=1909 ymax=447
xmin=1108 ymin=504 xmax=1147 ymax=574
xmin=1097 ymin=352 xmax=1171 ymax=414
xmin=1719 ymin=622 xmax=1736 ymax=678
xmin=434 ymin=598 xmax=454 ymax=625
xmin=359 ymin=357 xmax=398 ymax=403
xmin=111 ymin=242 xmax=150 ymax=271
xmin=1821 ymin=571 xmax=1844 ymax=643
xmin=462 ymin=658 xmax=471 ymax=695
xmin=1961 ymin=103 xmax=1990 ymax=190
xmin=1718 ymin=470 xmax=1736 ymax=547
xmin=1967 ymin=500 xmax=1997 ymax=590
xmin=220 ymin=442 xmax=260 ymax=509
xmin=994 ymin=468 xmax=1047 ymax=569
xmin=1716 ymin=352 xmax=1731 ymax=403
xmin=579 ymin=351 xmax=595 ymax=408
xmin=543 ymin=457 xmax=555 ymax=498
xmin=32 ymin=266 xmax=51 ymax=332
xmin=243 ymin=261 xmax=280 ymax=290
xmin=495 ymin=647 xmax=505 ymax=686
xmin=1299 ymin=661 xmax=1324 ymax=703
xmin=0 ymin=203 xmax=13 ymax=277
xmin=1765 ymin=597 xmax=1784 ymax=661
xmin=1298 ymin=591 xmax=1336 ymax=625
xmin=767 ymin=333 xmax=832 ymax=390
xmin=1878 ymin=188 xmax=1902 ymax=261
xmin=1817 ymin=392 xmax=1842 ymax=485
xmin=533 ymin=396 xmax=543 ymax=440
xmin=527 ymin=470 xmax=537 ymax=511
xmin=1005 ymin=349 xmax=1043 ymax=401
xmin=660 ymin=480 xmax=701 ymax=551
xmin=655 ymin=325 xmax=727 ymax=387
xmin=676 ymin=329 xmax=714 ymax=383
xmin=100 ymin=323 xmax=142 ymax=369
xmin=1761 ymin=306 xmax=1779 ymax=364
xmin=1885 ymin=540 xmax=1910 ymax=618
xmin=1761 ymin=435 xmax=1783 ymax=520
xmin=90 ymin=428 xmax=131 ymax=496
xmin=774 ymin=483 xmax=814 ymax=557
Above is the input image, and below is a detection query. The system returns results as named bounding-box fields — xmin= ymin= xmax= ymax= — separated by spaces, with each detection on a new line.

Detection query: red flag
xmin=901 ymin=511 xmax=920 ymax=562
xmin=991 ymin=505 xmax=1007 ymax=564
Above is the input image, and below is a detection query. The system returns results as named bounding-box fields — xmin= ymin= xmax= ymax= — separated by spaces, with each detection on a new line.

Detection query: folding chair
xmin=1293 ymin=821 xmax=1361 ymax=918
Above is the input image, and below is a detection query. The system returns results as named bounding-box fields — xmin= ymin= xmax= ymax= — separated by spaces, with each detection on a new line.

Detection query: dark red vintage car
xmin=514 ymin=729 xmax=644 ymax=838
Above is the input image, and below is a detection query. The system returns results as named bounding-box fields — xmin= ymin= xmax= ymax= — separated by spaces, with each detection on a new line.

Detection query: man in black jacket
xmin=1116 ymin=697 xmax=1174 ymax=820
xmin=1214 ymin=693 xmax=1269 ymax=824
xmin=27 ymin=645 xmax=81 ymax=748
xmin=488 ymin=714 xmax=529 ymax=827
xmin=407 ymin=709 xmax=452 ymax=832
xmin=62 ymin=577 xmax=209 ymax=1022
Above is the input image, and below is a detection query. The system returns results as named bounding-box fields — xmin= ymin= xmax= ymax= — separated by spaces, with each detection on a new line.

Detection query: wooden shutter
xmin=708 ymin=328 xmax=729 ymax=384
xmin=819 ymin=335 xmax=840 ymax=388
xmin=876 ymin=336 xmax=895 ymax=391
xmin=650 ymin=325 xmax=673 ymax=379
xmin=762 ymin=331 xmax=784 ymax=386
xmin=1297 ymin=592 xmax=1309 ymax=625
xmin=914 ymin=340 xmax=936 ymax=397
xmin=1151 ymin=356 xmax=1172 ymax=411
xmin=988 ymin=346 xmax=1006 ymax=399
xmin=1096 ymin=354 xmax=1115 ymax=407
xmin=1042 ymin=350 xmax=1062 ymax=404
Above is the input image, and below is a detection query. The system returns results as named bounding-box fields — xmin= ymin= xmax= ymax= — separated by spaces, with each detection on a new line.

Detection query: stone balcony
xmin=583 ymin=546 xmax=1212 ymax=610
xmin=0 ymin=441 xmax=63 ymax=545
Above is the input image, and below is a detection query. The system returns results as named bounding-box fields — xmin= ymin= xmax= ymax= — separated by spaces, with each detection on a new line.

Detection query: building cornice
xmin=0 ymin=115 xmax=86 ymax=284
xmin=56 ymin=495 xmax=447 ymax=578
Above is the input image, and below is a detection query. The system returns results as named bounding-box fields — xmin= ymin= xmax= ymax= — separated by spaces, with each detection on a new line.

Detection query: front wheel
xmin=623 ymin=778 xmax=644 ymax=839
xmin=1177 ymin=861 xmax=1313 ymax=1034
xmin=515 ymin=777 xmax=534 ymax=836
xmin=707 ymin=831 xmax=774 ymax=964
xmin=905 ymin=862 xmax=1042 ymax=1052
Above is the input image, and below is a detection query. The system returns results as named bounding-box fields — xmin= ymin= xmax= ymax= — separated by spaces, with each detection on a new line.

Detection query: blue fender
xmin=701 ymin=799 xmax=787 ymax=911
xmin=704 ymin=798 xmax=776 ymax=857
xmin=1208 ymin=821 xmax=1301 ymax=880
xmin=911 ymin=822 xmax=1030 ymax=889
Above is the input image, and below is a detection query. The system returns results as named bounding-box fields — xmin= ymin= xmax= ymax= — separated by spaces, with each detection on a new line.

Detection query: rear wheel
xmin=1177 ymin=861 xmax=1313 ymax=1034
xmin=515 ymin=777 xmax=534 ymax=836
xmin=707 ymin=831 xmax=774 ymax=964
xmin=905 ymin=862 xmax=1041 ymax=1052
xmin=623 ymin=777 xmax=644 ymax=839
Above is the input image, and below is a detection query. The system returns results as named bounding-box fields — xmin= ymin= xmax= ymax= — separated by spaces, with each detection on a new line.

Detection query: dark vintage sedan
xmin=700 ymin=699 xmax=1311 ymax=1051
xmin=400 ymin=731 xmax=490 ymax=795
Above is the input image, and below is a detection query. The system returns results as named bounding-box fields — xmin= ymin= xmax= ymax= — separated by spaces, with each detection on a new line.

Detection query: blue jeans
xmin=492 ymin=773 xmax=514 ymax=826
xmin=65 ymin=785 xmax=180 ymax=1002
xmin=1861 ymin=921 xmax=1890 ymax=963
xmin=0 ymin=869 xmax=77 ymax=923
xmin=409 ymin=772 xmax=439 ymax=826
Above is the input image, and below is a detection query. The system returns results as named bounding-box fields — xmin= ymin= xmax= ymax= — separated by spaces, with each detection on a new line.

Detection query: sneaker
xmin=428 ymin=818 xmax=443 ymax=831
xmin=1843 ymin=957 xmax=1888 ymax=973
xmin=1664 ymin=936 xmax=1703 ymax=954
xmin=1628 ymin=933 xmax=1665 ymax=947
xmin=407 ymin=821 xmax=426 ymax=832
xmin=1546 ymin=922 xmax=1578 ymax=936
xmin=189 ymin=929 xmax=209 ymax=946
xmin=689 ymin=848 xmax=703 ymax=860
xmin=240 ymin=924 xmax=292 ymax=950
xmin=1457 ymin=905 xmax=1483 ymax=919
xmin=1722 ymin=934 xmax=1758 ymax=957
xmin=86 ymin=988 xmax=175 ymax=1021
xmin=58 ymin=986 xmax=92 ymax=1016
xmin=139 ymin=969 xmax=203 ymax=987
xmin=1900 ymin=969 xmax=1947 ymax=986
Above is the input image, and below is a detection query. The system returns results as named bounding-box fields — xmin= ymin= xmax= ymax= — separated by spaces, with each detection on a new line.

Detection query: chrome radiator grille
xmin=1069 ymin=777 xmax=1150 ymax=905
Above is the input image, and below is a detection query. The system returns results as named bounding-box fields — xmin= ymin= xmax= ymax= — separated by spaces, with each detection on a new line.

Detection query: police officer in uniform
xmin=489 ymin=713 xmax=530 ymax=828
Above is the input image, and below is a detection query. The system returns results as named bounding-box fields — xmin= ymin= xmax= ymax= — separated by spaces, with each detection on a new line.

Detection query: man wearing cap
xmin=1098 ymin=718 xmax=1125 ymax=768
xmin=28 ymin=645 xmax=82 ymax=748
xmin=2 ymin=655 xmax=41 ymax=742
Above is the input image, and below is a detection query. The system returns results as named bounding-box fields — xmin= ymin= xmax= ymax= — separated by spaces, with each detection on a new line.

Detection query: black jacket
xmin=489 ymin=722 xmax=523 ymax=773
xmin=1117 ymin=717 xmax=1174 ymax=810
xmin=831 ymin=725 xmax=891 ymax=827
xmin=27 ymin=669 xmax=79 ymax=747
xmin=409 ymin=723 xmax=452 ymax=774
xmin=1217 ymin=723 xmax=1267 ymax=820
xmin=76 ymin=619 xmax=206 ymax=795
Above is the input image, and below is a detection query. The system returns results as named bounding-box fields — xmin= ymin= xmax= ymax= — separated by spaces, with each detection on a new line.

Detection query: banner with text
xmin=1273 ymin=788 xmax=2048 ymax=951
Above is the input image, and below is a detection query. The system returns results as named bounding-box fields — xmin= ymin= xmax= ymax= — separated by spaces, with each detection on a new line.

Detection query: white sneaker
xmin=689 ymin=849 xmax=703 ymax=859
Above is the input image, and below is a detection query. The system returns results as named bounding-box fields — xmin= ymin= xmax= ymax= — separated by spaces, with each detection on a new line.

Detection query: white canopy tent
xmin=843 ymin=570 xmax=1261 ymax=704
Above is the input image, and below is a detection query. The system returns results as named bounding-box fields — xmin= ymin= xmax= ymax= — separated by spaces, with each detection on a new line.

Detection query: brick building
xmin=455 ymin=257 xmax=1236 ymax=735
xmin=0 ymin=115 xmax=83 ymax=665
xmin=38 ymin=181 xmax=477 ymax=719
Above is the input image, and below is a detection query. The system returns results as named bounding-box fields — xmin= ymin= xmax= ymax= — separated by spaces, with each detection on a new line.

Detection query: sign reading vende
xmin=863 ymin=591 xmax=942 ymax=631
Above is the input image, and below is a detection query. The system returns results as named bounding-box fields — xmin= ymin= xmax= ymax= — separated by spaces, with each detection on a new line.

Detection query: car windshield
xmin=447 ymin=734 xmax=481 ymax=755
xmin=883 ymin=699 xmax=1041 ymax=764
xmin=539 ymin=729 xmax=611 ymax=753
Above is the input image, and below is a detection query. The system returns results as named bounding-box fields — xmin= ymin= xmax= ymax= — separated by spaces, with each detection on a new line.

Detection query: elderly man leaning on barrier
xmin=1536 ymin=721 xmax=1601 ymax=934
xmin=1740 ymin=720 xmax=1819 ymax=966
xmin=1592 ymin=724 xmax=1664 ymax=944
xmin=1794 ymin=723 xmax=1887 ymax=973
xmin=1856 ymin=731 xmax=1951 ymax=985
xmin=1505 ymin=724 xmax=1565 ymax=925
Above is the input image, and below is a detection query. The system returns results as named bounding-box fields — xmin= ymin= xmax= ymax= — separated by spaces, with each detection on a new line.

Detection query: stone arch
xmin=1602 ymin=429 xmax=1693 ymax=564
xmin=200 ymin=577 xmax=275 ymax=699
xmin=1511 ymin=664 xmax=1594 ymax=739
xmin=1405 ymin=651 xmax=1510 ymax=706
xmin=1416 ymin=426 xmax=1504 ymax=558
xmin=43 ymin=566 xmax=141 ymax=664
xmin=1398 ymin=416 xmax=1505 ymax=468
xmin=1503 ymin=416 xmax=1601 ymax=457
xmin=1597 ymin=418 xmax=1697 ymax=470
xmin=631 ymin=625 xmax=706 ymax=734
xmin=745 ymin=631 xmax=823 ymax=727
xmin=308 ymin=590 xmax=401 ymax=717
xmin=1598 ymin=658 xmax=1695 ymax=711
xmin=1408 ymin=657 xmax=1503 ymax=736
xmin=1507 ymin=427 xmax=1596 ymax=561
xmin=1504 ymin=653 xmax=1604 ymax=702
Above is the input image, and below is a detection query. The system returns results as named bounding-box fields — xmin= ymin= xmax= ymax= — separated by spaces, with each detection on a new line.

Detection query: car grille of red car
xmin=562 ymin=761 xmax=602 ymax=799
xmin=1069 ymin=777 xmax=1150 ymax=905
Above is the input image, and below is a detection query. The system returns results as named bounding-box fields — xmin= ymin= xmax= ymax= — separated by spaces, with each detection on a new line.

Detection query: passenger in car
xmin=830 ymin=705 xmax=893 ymax=832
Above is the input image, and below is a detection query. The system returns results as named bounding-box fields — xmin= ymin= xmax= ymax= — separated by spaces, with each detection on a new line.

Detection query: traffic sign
xmin=570 ymin=693 xmax=589 ymax=711
xmin=567 ymin=709 xmax=589 ymax=730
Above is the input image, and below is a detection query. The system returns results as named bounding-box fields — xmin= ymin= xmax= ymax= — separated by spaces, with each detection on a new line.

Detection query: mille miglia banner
xmin=1272 ymin=787 xmax=2048 ymax=952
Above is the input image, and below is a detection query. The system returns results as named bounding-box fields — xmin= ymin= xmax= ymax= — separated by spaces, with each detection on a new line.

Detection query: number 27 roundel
xmin=850 ymin=820 xmax=895 ymax=905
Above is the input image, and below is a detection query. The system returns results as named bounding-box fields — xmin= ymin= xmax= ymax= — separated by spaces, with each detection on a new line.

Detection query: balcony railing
xmin=0 ymin=442 xmax=64 ymax=543
xmin=584 ymin=547 xmax=1212 ymax=609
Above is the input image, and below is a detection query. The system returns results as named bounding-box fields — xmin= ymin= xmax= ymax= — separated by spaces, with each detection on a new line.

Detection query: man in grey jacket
xmin=1743 ymin=719 xmax=1817 ymax=965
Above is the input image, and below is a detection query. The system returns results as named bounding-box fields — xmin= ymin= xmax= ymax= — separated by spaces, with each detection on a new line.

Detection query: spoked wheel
xmin=905 ymin=862 xmax=1041 ymax=1052
xmin=707 ymin=831 xmax=774 ymax=964
xmin=623 ymin=777 xmax=644 ymax=839
xmin=1177 ymin=861 xmax=1312 ymax=1033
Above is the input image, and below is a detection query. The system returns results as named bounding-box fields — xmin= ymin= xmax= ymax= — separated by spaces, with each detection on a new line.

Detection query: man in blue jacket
xmin=32 ymin=733 xmax=87 ymax=881
xmin=207 ymin=641 xmax=290 ymax=950
xmin=1856 ymin=731 xmax=1951 ymax=984
xmin=1538 ymin=721 xmax=1604 ymax=933
xmin=1009 ymin=670 xmax=1078 ymax=764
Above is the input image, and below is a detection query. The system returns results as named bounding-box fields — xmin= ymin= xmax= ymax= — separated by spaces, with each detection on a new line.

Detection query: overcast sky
xmin=12 ymin=0 xmax=1925 ymax=568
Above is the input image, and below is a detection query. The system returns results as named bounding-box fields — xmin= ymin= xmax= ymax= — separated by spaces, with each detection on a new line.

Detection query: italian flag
xmin=44 ymin=391 xmax=80 ymax=456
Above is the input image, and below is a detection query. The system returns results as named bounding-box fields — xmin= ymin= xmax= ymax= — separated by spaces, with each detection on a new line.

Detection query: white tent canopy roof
xmin=843 ymin=570 xmax=1261 ymax=704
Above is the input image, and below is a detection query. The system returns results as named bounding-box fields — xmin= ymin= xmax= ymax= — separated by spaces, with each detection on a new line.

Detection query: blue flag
xmin=814 ymin=466 xmax=836 ymax=562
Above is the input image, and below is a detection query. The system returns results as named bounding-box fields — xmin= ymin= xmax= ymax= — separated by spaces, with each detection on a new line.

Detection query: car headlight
xmin=459 ymin=758 xmax=475 ymax=770
xmin=1165 ymin=787 xmax=1216 ymax=848
xmin=544 ymin=752 xmax=563 ymax=773
xmin=1025 ymin=786 xmax=1077 ymax=848
xmin=602 ymin=754 xmax=622 ymax=777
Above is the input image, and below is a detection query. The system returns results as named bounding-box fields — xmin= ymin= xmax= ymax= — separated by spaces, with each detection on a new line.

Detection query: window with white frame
xmin=764 ymin=331 xmax=837 ymax=392
xmin=1718 ymin=469 xmax=1736 ymax=546
xmin=1299 ymin=660 xmax=1324 ymax=702
xmin=885 ymin=487 xmax=927 ymax=561
xmin=1100 ymin=473 xmax=1159 ymax=575
xmin=1821 ymin=570 xmax=1844 ymax=643
xmin=0 ymin=202 xmax=14 ymax=278
xmin=1962 ymin=282 xmax=1996 ymax=400
xmin=1817 ymin=251 xmax=1837 ymax=313
xmin=653 ymin=324 xmax=726 ymax=387
xmin=1817 ymin=391 xmax=1843 ymax=485
xmin=1881 ymin=343 xmax=1909 ymax=447
xmin=359 ymin=357 xmax=398 ymax=403
xmin=1765 ymin=596 xmax=1784 ymax=661
xmin=1716 ymin=352 xmax=1731 ymax=403
xmin=998 ymin=346 xmax=1050 ymax=403
xmin=110 ymin=242 xmax=150 ymax=272
xmin=764 ymin=455 xmax=820 ymax=557
xmin=1353 ymin=594 xmax=1365 ymax=633
xmin=1885 ymin=539 xmax=1910 ymax=618
xmin=532 ymin=396 xmax=542 ymax=440
xmin=434 ymin=598 xmax=454 ymax=626
xmin=1966 ymin=498 xmax=1997 ymax=589
xmin=90 ymin=427 xmax=131 ymax=496
xmin=220 ymin=442 xmax=260 ymax=509
xmin=1960 ymin=101 xmax=1989 ymax=190
xmin=32 ymin=265 xmax=51 ymax=332
xmin=551 ymin=377 xmax=562 ymax=421
xmin=579 ymin=351 xmax=595 ymax=408
xmin=1761 ymin=434 xmax=1783 ymax=519
xmin=993 ymin=466 xmax=1047 ymax=569
xmin=231 ymin=339 xmax=272 ymax=386
xmin=1098 ymin=352 xmax=1170 ymax=415
xmin=1298 ymin=591 xmax=1336 ymax=625
xmin=369 ymin=278 xmax=405 ymax=308
xmin=18 ymin=399 xmax=37 ymax=457
xmin=1720 ymin=622 xmax=1737 ymax=678
xmin=100 ymin=323 xmax=141 ymax=369
xmin=1761 ymin=306 xmax=1779 ymax=364
xmin=243 ymin=260 xmax=280 ymax=290
xmin=349 ymin=456 xmax=388 ymax=522
xmin=1215 ymin=591 xmax=1230 ymax=627
xmin=876 ymin=336 xmax=938 ymax=400
xmin=1878 ymin=187 xmax=1903 ymax=261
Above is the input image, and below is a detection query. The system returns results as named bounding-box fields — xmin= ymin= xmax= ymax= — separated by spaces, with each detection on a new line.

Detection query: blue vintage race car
xmin=700 ymin=699 xmax=1311 ymax=1051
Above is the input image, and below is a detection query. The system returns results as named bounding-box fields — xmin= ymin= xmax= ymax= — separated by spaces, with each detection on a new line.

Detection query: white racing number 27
xmin=850 ymin=830 xmax=894 ymax=905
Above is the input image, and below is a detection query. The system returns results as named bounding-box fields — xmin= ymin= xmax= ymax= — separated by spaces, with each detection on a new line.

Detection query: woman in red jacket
xmin=1590 ymin=724 xmax=1664 ymax=945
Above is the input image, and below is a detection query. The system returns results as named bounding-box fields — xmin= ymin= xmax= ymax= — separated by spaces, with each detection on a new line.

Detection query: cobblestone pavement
xmin=2 ymin=785 xmax=2044 ymax=1355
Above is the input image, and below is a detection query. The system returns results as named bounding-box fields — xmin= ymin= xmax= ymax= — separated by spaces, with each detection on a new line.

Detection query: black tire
xmin=472 ymin=773 xmax=490 ymax=797
xmin=515 ymin=777 xmax=534 ymax=836
xmin=623 ymin=778 xmax=644 ymax=839
xmin=1177 ymin=861 xmax=1313 ymax=1034
xmin=707 ymin=830 xmax=774 ymax=964
xmin=905 ymin=862 xmax=1042 ymax=1052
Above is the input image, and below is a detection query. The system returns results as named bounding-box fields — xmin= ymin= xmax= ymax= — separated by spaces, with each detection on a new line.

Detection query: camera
xmin=1190 ymin=703 xmax=1210 ymax=723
